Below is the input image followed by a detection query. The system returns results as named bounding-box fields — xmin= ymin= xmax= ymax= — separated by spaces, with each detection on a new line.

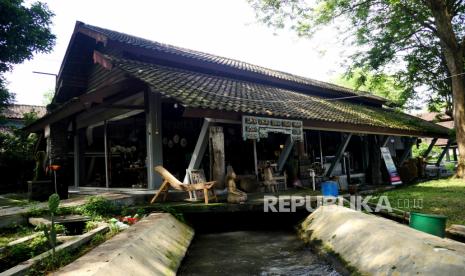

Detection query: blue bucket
xmin=321 ymin=181 xmax=339 ymax=197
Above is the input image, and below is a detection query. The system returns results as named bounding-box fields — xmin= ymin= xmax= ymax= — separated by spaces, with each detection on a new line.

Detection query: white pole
xmin=104 ymin=120 xmax=109 ymax=189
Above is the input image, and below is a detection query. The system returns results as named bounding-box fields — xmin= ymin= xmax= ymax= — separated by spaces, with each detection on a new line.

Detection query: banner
xmin=242 ymin=116 xmax=303 ymax=141
xmin=380 ymin=147 xmax=402 ymax=185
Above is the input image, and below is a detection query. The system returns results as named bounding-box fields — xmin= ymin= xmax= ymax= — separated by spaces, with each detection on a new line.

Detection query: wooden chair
xmin=150 ymin=166 xmax=217 ymax=204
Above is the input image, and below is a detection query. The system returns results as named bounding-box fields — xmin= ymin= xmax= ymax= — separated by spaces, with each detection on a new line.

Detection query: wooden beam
xmin=399 ymin=137 xmax=416 ymax=166
xmin=107 ymin=104 xmax=145 ymax=109
xmin=182 ymin=108 xmax=449 ymax=139
xmin=278 ymin=136 xmax=295 ymax=172
xmin=381 ymin=135 xmax=391 ymax=147
xmin=24 ymin=79 xmax=146 ymax=132
xmin=183 ymin=118 xmax=211 ymax=183
xmin=436 ymin=140 xmax=452 ymax=166
xmin=326 ymin=133 xmax=353 ymax=177
xmin=423 ymin=138 xmax=438 ymax=158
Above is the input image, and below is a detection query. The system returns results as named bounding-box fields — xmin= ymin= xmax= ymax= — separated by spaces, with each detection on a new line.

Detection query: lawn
xmin=370 ymin=178 xmax=465 ymax=227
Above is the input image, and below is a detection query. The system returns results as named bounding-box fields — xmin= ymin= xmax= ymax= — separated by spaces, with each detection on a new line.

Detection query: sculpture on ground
xmin=226 ymin=165 xmax=247 ymax=203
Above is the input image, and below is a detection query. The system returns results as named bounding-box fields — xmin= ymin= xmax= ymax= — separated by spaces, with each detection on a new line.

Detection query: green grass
xmin=370 ymin=178 xmax=465 ymax=227
xmin=0 ymin=226 xmax=35 ymax=247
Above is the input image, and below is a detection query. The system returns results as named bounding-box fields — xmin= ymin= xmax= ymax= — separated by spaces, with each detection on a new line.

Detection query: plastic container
xmin=321 ymin=181 xmax=339 ymax=197
xmin=409 ymin=212 xmax=447 ymax=238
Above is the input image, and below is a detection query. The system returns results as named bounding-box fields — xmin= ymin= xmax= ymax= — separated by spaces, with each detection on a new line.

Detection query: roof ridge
xmin=80 ymin=22 xmax=387 ymax=103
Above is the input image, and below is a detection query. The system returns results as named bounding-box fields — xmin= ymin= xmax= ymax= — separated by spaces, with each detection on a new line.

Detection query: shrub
xmin=79 ymin=196 xmax=117 ymax=218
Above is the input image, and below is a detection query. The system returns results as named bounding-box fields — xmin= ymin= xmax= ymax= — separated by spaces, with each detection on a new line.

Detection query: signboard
xmin=242 ymin=116 xmax=303 ymax=141
xmin=380 ymin=147 xmax=402 ymax=185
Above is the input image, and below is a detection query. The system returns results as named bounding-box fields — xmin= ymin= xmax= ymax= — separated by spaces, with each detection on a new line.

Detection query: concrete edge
xmin=299 ymin=205 xmax=465 ymax=275
xmin=56 ymin=213 xmax=195 ymax=276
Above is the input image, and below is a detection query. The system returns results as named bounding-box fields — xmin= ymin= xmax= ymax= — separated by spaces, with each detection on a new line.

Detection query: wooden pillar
xmin=146 ymin=91 xmax=163 ymax=189
xmin=253 ymin=139 xmax=258 ymax=179
xmin=209 ymin=126 xmax=225 ymax=189
xmin=73 ymin=128 xmax=86 ymax=188
xmin=453 ymin=147 xmax=458 ymax=161
xmin=318 ymin=131 xmax=324 ymax=166
xmin=362 ymin=136 xmax=369 ymax=171
xmin=103 ymin=121 xmax=109 ymax=189
xmin=368 ymin=135 xmax=382 ymax=185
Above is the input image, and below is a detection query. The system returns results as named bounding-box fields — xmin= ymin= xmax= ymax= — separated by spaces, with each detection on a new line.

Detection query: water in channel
xmin=178 ymin=230 xmax=340 ymax=276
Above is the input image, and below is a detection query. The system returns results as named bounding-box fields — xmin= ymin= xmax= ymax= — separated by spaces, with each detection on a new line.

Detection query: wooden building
xmin=24 ymin=22 xmax=450 ymax=194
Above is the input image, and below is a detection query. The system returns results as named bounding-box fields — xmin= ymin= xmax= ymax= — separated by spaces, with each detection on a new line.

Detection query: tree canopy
xmin=249 ymin=0 xmax=463 ymax=114
xmin=0 ymin=0 xmax=55 ymax=113
xmin=249 ymin=0 xmax=465 ymax=178
xmin=332 ymin=69 xmax=410 ymax=108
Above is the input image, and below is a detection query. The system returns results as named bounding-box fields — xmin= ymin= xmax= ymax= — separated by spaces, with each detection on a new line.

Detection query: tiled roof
xmin=107 ymin=56 xmax=447 ymax=136
xmin=2 ymin=104 xmax=46 ymax=119
xmin=80 ymin=23 xmax=386 ymax=103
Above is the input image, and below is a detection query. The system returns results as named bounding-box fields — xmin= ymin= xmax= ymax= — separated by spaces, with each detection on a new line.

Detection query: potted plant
xmin=27 ymin=151 xmax=53 ymax=201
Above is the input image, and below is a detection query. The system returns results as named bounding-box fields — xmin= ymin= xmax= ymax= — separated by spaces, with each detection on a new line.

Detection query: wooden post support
xmin=209 ymin=126 xmax=225 ymax=189
xmin=183 ymin=118 xmax=211 ymax=183
xmin=423 ymin=138 xmax=438 ymax=158
xmin=146 ymin=91 xmax=163 ymax=189
xmin=318 ymin=131 xmax=324 ymax=166
xmin=399 ymin=137 xmax=416 ymax=166
xmin=278 ymin=136 xmax=295 ymax=172
xmin=381 ymin=135 xmax=391 ymax=147
xmin=361 ymin=136 xmax=369 ymax=171
xmin=103 ymin=120 xmax=109 ymax=189
xmin=253 ymin=139 xmax=258 ymax=179
xmin=436 ymin=139 xmax=452 ymax=167
xmin=326 ymin=133 xmax=352 ymax=177
xmin=73 ymin=128 xmax=85 ymax=188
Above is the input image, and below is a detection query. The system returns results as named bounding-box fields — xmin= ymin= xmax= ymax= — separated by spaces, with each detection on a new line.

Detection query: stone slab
xmin=56 ymin=213 xmax=194 ymax=276
xmin=28 ymin=214 xmax=90 ymax=227
xmin=300 ymin=205 xmax=465 ymax=275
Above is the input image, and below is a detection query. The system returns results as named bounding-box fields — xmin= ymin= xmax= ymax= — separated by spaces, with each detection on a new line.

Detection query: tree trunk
xmin=428 ymin=1 xmax=465 ymax=178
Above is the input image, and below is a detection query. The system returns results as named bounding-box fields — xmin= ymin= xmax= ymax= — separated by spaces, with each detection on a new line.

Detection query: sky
xmin=5 ymin=0 xmax=351 ymax=106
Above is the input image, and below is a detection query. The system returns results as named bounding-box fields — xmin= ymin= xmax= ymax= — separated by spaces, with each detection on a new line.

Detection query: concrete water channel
xmin=178 ymin=230 xmax=339 ymax=275
xmin=176 ymin=207 xmax=340 ymax=276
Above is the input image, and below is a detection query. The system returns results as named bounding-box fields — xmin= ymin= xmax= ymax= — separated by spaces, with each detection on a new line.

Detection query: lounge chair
xmin=150 ymin=166 xmax=217 ymax=204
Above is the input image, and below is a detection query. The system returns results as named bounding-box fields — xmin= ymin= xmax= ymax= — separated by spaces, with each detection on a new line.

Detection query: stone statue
xmin=226 ymin=165 xmax=247 ymax=203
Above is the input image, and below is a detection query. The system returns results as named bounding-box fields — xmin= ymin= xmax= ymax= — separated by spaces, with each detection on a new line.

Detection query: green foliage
xmin=0 ymin=112 xmax=40 ymax=188
xmin=249 ymin=0 xmax=465 ymax=113
xmin=42 ymin=89 xmax=54 ymax=105
xmin=412 ymin=142 xmax=442 ymax=161
xmin=79 ymin=196 xmax=118 ymax=218
xmin=332 ymin=68 xmax=409 ymax=108
xmin=40 ymin=193 xmax=60 ymax=259
xmin=28 ymin=250 xmax=73 ymax=275
xmin=370 ymin=178 xmax=465 ymax=227
xmin=0 ymin=0 xmax=55 ymax=115
xmin=84 ymin=220 xmax=99 ymax=233
xmin=159 ymin=206 xmax=185 ymax=223
xmin=48 ymin=193 xmax=60 ymax=213
xmin=0 ymin=0 xmax=55 ymax=72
